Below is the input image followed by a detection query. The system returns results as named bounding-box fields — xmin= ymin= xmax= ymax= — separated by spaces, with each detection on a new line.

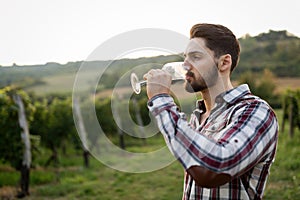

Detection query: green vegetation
xmin=0 ymin=87 xmax=34 ymax=170
xmin=0 ymin=55 xmax=183 ymax=95
xmin=0 ymin=109 xmax=299 ymax=199
xmin=281 ymin=89 xmax=300 ymax=137
xmin=236 ymin=30 xmax=300 ymax=78
xmin=264 ymin=110 xmax=300 ymax=199
xmin=0 ymin=134 xmax=183 ymax=199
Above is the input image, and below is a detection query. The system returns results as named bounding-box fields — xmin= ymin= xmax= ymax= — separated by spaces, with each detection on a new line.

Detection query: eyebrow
xmin=183 ymin=51 xmax=205 ymax=57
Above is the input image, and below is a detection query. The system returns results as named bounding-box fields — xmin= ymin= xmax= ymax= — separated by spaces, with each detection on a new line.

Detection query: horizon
xmin=1 ymin=29 xmax=297 ymax=67
xmin=1 ymin=0 xmax=299 ymax=66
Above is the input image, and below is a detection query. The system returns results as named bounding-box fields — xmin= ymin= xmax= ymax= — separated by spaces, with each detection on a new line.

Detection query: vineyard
xmin=1 ymin=30 xmax=300 ymax=199
xmin=0 ymin=83 xmax=300 ymax=199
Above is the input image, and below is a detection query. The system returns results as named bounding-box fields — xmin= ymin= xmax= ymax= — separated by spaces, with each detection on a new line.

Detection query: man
xmin=144 ymin=23 xmax=278 ymax=199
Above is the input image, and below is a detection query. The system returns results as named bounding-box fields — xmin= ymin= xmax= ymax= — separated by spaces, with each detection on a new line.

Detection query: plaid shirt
xmin=148 ymin=84 xmax=278 ymax=200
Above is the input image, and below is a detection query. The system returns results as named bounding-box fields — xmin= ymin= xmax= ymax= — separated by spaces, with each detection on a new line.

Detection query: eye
xmin=186 ymin=52 xmax=203 ymax=62
xmin=192 ymin=55 xmax=201 ymax=60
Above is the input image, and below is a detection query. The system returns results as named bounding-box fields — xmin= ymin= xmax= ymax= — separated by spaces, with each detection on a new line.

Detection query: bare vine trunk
xmin=73 ymin=98 xmax=90 ymax=167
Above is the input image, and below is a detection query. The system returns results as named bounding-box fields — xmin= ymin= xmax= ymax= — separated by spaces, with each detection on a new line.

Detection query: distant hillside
xmin=0 ymin=30 xmax=299 ymax=94
xmin=0 ymin=54 xmax=183 ymax=93
xmin=235 ymin=30 xmax=300 ymax=78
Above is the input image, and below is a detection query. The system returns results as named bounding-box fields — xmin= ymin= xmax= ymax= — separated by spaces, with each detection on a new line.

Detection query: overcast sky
xmin=1 ymin=0 xmax=299 ymax=66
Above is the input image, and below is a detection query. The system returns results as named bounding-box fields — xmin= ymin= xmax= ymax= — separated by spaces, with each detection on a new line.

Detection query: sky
xmin=1 ymin=0 xmax=299 ymax=66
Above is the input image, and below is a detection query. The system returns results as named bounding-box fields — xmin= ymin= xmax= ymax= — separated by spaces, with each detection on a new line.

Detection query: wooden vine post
xmin=282 ymin=90 xmax=300 ymax=138
xmin=13 ymin=94 xmax=31 ymax=197
xmin=73 ymin=97 xmax=90 ymax=167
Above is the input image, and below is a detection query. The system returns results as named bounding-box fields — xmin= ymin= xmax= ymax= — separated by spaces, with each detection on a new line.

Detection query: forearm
xmin=148 ymin=94 xmax=230 ymax=172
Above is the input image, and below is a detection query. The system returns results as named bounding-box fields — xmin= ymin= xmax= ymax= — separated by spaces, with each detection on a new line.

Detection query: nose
xmin=183 ymin=59 xmax=191 ymax=71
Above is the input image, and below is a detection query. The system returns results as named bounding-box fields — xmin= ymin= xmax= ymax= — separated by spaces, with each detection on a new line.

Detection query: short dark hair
xmin=190 ymin=23 xmax=240 ymax=72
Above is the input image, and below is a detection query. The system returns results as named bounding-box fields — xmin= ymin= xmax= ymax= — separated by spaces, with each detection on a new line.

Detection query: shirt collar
xmin=216 ymin=84 xmax=251 ymax=104
xmin=196 ymin=84 xmax=251 ymax=110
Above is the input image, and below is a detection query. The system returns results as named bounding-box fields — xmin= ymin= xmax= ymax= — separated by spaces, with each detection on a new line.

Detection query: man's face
xmin=183 ymin=38 xmax=219 ymax=93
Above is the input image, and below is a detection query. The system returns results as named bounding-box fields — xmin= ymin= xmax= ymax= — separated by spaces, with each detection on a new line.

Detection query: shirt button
xmin=148 ymin=101 xmax=153 ymax=107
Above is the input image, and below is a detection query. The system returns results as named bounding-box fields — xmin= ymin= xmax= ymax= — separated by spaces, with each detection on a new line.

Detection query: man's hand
xmin=143 ymin=69 xmax=172 ymax=99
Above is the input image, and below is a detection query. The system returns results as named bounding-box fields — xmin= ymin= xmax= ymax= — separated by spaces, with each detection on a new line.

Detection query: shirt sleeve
xmin=148 ymin=94 xmax=278 ymax=177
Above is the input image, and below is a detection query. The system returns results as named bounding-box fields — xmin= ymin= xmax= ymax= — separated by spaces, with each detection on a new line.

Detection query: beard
xmin=185 ymin=66 xmax=219 ymax=93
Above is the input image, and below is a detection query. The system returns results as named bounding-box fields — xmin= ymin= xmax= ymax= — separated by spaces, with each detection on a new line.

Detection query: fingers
xmin=143 ymin=69 xmax=153 ymax=80
xmin=143 ymin=69 xmax=168 ymax=80
xmin=143 ymin=72 xmax=151 ymax=80
xmin=142 ymin=69 xmax=173 ymax=98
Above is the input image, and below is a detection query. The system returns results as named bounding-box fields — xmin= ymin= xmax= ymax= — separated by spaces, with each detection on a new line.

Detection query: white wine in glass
xmin=130 ymin=62 xmax=186 ymax=94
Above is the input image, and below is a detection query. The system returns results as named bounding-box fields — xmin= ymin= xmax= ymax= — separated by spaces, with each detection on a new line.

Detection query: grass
xmin=0 ymin=135 xmax=183 ymax=200
xmin=0 ymin=110 xmax=300 ymax=199
xmin=28 ymin=158 xmax=183 ymax=200
xmin=264 ymin=111 xmax=300 ymax=199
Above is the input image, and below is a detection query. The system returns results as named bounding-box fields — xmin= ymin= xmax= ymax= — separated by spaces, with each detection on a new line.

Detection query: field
xmin=274 ymin=77 xmax=300 ymax=93
xmin=0 ymin=110 xmax=300 ymax=199
xmin=22 ymin=64 xmax=300 ymax=96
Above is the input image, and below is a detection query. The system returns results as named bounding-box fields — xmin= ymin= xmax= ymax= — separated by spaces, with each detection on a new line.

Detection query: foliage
xmin=47 ymin=97 xmax=75 ymax=146
xmin=0 ymin=87 xmax=23 ymax=169
xmin=30 ymin=98 xmax=49 ymax=141
xmin=255 ymin=30 xmax=298 ymax=42
xmin=233 ymin=30 xmax=300 ymax=79
xmin=95 ymin=97 xmax=117 ymax=135
xmin=264 ymin=110 xmax=300 ymax=199
xmin=281 ymin=89 xmax=300 ymax=136
xmin=237 ymin=69 xmax=280 ymax=107
xmin=0 ymin=87 xmax=34 ymax=169
xmin=30 ymin=95 xmax=76 ymax=165
xmin=1 ymin=110 xmax=299 ymax=199
xmin=129 ymin=94 xmax=151 ymax=126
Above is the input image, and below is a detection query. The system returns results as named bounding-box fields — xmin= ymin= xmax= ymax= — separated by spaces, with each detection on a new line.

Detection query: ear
xmin=218 ymin=54 xmax=232 ymax=73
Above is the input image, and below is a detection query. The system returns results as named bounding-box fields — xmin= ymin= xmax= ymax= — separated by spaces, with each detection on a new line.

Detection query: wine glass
xmin=130 ymin=62 xmax=186 ymax=94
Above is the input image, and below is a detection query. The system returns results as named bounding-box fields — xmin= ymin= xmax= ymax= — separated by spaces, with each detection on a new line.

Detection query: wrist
xmin=147 ymin=94 xmax=175 ymax=113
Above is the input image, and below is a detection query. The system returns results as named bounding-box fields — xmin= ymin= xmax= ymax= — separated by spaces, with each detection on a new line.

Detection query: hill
xmin=0 ymin=55 xmax=183 ymax=94
xmin=0 ymin=30 xmax=299 ymax=95
xmin=235 ymin=30 xmax=300 ymax=78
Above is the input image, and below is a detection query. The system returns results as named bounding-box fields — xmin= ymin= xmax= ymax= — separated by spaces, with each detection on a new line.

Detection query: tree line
xmin=0 ymin=30 xmax=299 ymax=91
xmin=235 ymin=30 xmax=300 ymax=78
